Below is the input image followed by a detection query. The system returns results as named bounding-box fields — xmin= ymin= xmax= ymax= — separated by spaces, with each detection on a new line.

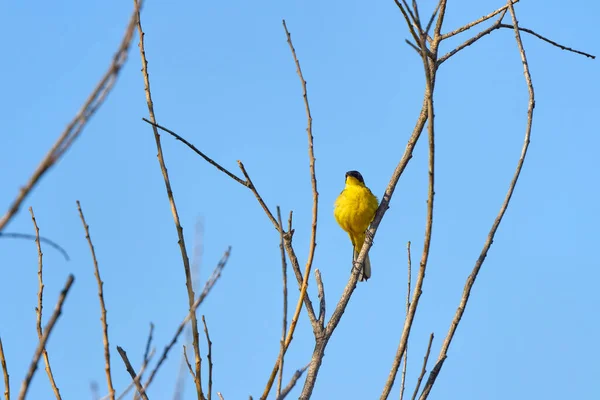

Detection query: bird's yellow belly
xmin=334 ymin=187 xmax=377 ymax=235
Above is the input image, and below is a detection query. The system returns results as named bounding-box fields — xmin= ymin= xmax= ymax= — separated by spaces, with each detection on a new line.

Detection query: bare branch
xmin=30 ymin=208 xmax=62 ymax=399
xmin=315 ymin=269 xmax=325 ymax=328
xmin=217 ymin=394 xmax=224 ymax=400
xmin=260 ymin=20 xmax=321 ymax=400
xmin=0 ymin=338 xmax=9 ymax=400
xmin=142 ymin=119 xmax=247 ymax=186
xmin=18 ymin=275 xmax=75 ymax=400
xmin=111 ymin=348 xmax=154 ymax=400
xmin=183 ymin=345 xmax=195 ymax=380
xmin=399 ymin=241 xmax=412 ymax=400
xmin=275 ymin=207 xmax=288 ymax=399
xmin=77 ymin=201 xmax=115 ymax=400
xmin=418 ymin=2 xmax=536 ymax=398
xmin=0 ymin=232 xmax=70 ymax=261
xmin=276 ymin=364 xmax=309 ymax=400
xmin=442 ymin=0 xmax=519 ymax=39
xmin=134 ymin=2 xmax=205 ymax=398
xmin=143 ymin=248 xmax=231 ymax=391
xmin=116 ymin=347 xmax=149 ymax=400
xmin=411 ymin=333 xmax=434 ymax=400
xmin=0 ymin=0 xmax=142 ymax=232
xmin=498 ymin=24 xmax=595 ymax=59
xmin=202 ymin=316 xmax=213 ymax=400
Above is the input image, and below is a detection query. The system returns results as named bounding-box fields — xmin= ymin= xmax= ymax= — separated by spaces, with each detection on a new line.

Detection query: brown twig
xmin=411 ymin=333 xmax=434 ymax=400
xmin=0 ymin=0 xmax=142 ymax=232
xmin=275 ymin=207 xmax=288 ymax=399
xmin=111 ymin=348 xmax=154 ymax=400
xmin=116 ymin=347 xmax=149 ymax=400
xmin=134 ymin=2 xmax=205 ymax=398
xmin=201 ymin=317 xmax=213 ymax=400
xmin=217 ymin=393 xmax=224 ymax=400
xmin=418 ymin=2 xmax=536 ymax=398
xmin=0 ymin=232 xmax=70 ymax=261
xmin=498 ymin=24 xmax=595 ymax=59
xmin=183 ymin=345 xmax=195 ymax=379
xmin=441 ymin=0 xmax=519 ymax=39
xmin=143 ymin=248 xmax=231 ymax=391
xmin=276 ymin=364 xmax=309 ymax=400
xmin=399 ymin=242 xmax=412 ymax=400
xmin=260 ymin=20 xmax=321 ymax=400
xmin=29 ymin=208 xmax=62 ymax=399
xmin=142 ymin=119 xmax=247 ymax=186
xmin=133 ymin=323 xmax=155 ymax=400
xmin=18 ymin=275 xmax=75 ymax=400
xmin=77 ymin=201 xmax=115 ymax=400
xmin=315 ymin=269 xmax=325 ymax=328
xmin=0 ymin=338 xmax=9 ymax=400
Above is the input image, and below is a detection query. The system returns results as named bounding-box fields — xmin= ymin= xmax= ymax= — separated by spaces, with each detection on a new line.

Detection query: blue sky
xmin=0 ymin=1 xmax=598 ymax=399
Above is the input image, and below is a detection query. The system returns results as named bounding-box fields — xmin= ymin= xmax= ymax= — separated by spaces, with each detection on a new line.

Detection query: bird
xmin=334 ymin=170 xmax=379 ymax=281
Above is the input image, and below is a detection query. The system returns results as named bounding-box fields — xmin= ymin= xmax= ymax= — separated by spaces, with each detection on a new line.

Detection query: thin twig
xmin=418 ymin=2 xmax=536 ymax=398
xmin=202 ymin=316 xmax=213 ymax=400
xmin=0 ymin=0 xmax=142 ymax=232
xmin=424 ymin=0 xmax=443 ymax=37
xmin=0 ymin=338 xmax=9 ymax=400
xmin=110 ymin=348 xmax=154 ymax=400
xmin=18 ymin=275 xmax=75 ymax=400
xmin=30 ymin=208 xmax=61 ymax=400
xmin=441 ymin=0 xmax=519 ymax=39
xmin=133 ymin=323 xmax=155 ymax=400
xmin=498 ymin=24 xmax=595 ymax=59
xmin=276 ymin=364 xmax=309 ymax=400
xmin=134 ymin=2 xmax=204 ymax=398
xmin=116 ymin=347 xmax=149 ymax=400
xmin=315 ymin=270 xmax=325 ymax=328
xmin=399 ymin=242 xmax=412 ymax=400
xmin=143 ymin=248 xmax=231 ymax=391
xmin=260 ymin=20 xmax=321 ymax=400
xmin=77 ymin=201 xmax=115 ymax=400
xmin=275 ymin=208 xmax=288 ymax=399
xmin=142 ymin=119 xmax=247 ymax=186
xmin=217 ymin=394 xmax=224 ymax=400
xmin=0 ymin=232 xmax=70 ymax=261
xmin=411 ymin=333 xmax=434 ymax=400
xmin=183 ymin=346 xmax=195 ymax=379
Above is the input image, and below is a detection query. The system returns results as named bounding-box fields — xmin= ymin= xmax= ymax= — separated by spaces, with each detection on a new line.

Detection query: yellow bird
xmin=334 ymin=170 xmax=379 ymax=281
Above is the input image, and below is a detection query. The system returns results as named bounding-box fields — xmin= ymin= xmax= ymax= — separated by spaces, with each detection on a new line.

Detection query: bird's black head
xmin=345 ymin=170 xmax=364 ymax=184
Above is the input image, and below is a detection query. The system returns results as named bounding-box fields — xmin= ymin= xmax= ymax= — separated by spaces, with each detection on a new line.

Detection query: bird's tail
xmin=354 ymin=249 xmax=372 ymax=281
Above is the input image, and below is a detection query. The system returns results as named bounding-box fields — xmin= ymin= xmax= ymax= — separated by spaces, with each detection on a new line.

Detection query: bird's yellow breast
xmin=334 ymin=184 xmax=378 ymax=238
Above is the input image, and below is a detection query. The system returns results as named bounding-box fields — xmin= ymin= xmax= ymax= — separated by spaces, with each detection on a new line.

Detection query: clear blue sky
xmin=1 ymin=1 xmax=598 ymax=399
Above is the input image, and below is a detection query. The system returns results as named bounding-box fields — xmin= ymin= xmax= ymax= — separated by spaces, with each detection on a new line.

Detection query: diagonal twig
xmin=143 ymin=248 xmax=231 ymax=391
xmin=411 ymin=333 xmax=434 ymax=400
xmin=399 ymin=241 xmax=412 ymax=400
xmin=201 ymin=316 xmax=213 ymax=400
xmin=0 ymin=338 xmax=9 ymax=400
xmin=275 ymin=207 xmax=288 ymax=399
xmin=18 ymin=275 xmax=75 ymax=400
xmin=276 ymin=364 xmax=309 ymax=400
xmin=77 ymin=201 xmax=115 ymax=400
xmin=0 ymin=0 xmax=142 ymax=232
xmin=30 ymin=208 xmax=62 ymax=400
xmin=116 ymin=347 xmax=149 ymax=400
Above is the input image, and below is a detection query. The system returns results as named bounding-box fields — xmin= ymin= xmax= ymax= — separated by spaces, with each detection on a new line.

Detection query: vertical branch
xmin=260 ymin=20 xmax=320 ymax=400
xmin=77 ymin=201 xmax=115 ymax=400
xmin=0 ymin=338 xmax=9 ymax=400
xmin=29 ymin=208 xmax=62 ymax=400
xmin=275 ymin=207 xmax=288 ymax=399
xmin=134 ymin=1 xmax=204 ymax=398
xmin=18 ymin=275 xmax=75 ymax=400
xmin=418 ymin=1 xmax=536 ymax=398
xmin=399 ymin=242 xmax=412 ymax=400
xmin=201 ymin=316 xmax=213 ymax=400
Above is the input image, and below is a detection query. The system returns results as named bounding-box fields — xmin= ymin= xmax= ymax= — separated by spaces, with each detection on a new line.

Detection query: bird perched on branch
xmin=334 ymin=170 xmax=378 ymax=281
